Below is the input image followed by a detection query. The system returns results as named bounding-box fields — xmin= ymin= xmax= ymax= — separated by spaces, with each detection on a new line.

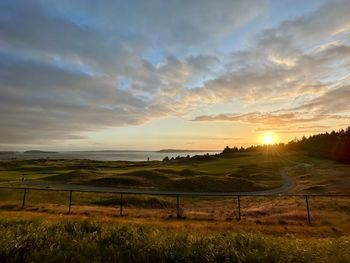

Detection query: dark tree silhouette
xmin=286 ymin=127 xmax=350 ymax=163
xmin=221 ymin=127 xmax=350 ymax=164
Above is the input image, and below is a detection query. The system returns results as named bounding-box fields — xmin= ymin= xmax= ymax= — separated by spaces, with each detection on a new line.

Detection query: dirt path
xmin=239 ymin=167 xmax=296 ymax=195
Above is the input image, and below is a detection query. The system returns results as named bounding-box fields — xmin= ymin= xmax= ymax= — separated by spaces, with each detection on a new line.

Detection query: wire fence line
xmin=0 ymin=186 xmax=349 ymax=224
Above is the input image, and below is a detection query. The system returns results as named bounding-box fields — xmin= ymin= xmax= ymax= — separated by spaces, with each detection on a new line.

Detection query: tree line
xmin=221 ymin=127 xmax=350 ymax=164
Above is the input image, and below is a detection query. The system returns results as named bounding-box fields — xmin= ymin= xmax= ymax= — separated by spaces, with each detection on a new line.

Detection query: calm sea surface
xmin=0 ymin=151 xmax=219 ymax=161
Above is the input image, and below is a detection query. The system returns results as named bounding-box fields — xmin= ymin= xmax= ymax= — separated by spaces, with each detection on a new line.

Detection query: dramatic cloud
xmin=0 ymin=0 xmax=265 ymax=145
xmin=189 ymin=0 xmax=350 ymax=132
xmin=0 ymin=0 xmax=350 ymax=148
xmin=255 ymin=125 xmax=333 ymax=134
xmin=185 ymin=29 xmax=350 ymax=105
xmin=290 ymin=85 xmax=350 ymax=114
xmin=192 ymin=111 xmax=350 ymax=126
xmin=192 ymin=85 xmax=350 ymax=133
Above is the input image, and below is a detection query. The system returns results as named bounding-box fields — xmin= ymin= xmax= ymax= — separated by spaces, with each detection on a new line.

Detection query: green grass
xmin=0 ymin=187 xmax=175 ymax=210
xmin=0 ymin=153 xmax=288 ymax=192
xmin=0 ymin=152 xmax=349 ymax=262
xmin=0 ymin=218 xmax=349 ymax=263
xmin=0 ymin=150 xmax=349 ymax=198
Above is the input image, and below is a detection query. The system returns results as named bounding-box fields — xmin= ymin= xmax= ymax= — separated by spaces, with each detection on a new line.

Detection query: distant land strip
xmin=157 ymin=149 xmax=219 ymax=153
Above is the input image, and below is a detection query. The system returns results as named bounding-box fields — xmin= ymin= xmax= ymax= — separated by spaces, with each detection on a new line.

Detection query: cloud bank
xmin=0 ymin=0 xmax=349 ymax=146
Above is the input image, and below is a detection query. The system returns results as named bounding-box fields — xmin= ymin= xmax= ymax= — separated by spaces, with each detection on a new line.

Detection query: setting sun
xmin=262 ymin=134 xmax=275 ymax=145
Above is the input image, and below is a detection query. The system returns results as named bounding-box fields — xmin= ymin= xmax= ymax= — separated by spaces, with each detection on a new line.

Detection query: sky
xmin=0 ymin=0 xmax=350 ymax=151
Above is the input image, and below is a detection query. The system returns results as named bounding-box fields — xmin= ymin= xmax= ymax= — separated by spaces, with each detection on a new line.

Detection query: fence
xmin=0 ymin=186 xmax=349 ymax=224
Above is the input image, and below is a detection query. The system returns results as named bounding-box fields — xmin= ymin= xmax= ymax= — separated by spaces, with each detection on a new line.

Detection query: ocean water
xmin=0 ymin=151 xmax=219 ymax=161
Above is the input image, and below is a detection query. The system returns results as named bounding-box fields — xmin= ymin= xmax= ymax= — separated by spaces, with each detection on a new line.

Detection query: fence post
xmin=305 ymin=195 xmax=311 ymax=224
xmin=236 ymin=195 xmax=241 ymax=220
xmin=22 ymin=188 xmax=27 ymax=209
xmin=119 ymin=193 xmax=123 ymax=216
xmin=176 ymin=194 xmax=180 ymax=219
xmin=68 ymin=190 xmax=73 ymax=214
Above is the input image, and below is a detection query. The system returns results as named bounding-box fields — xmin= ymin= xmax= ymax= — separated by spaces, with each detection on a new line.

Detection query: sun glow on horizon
xmin=261 ymin=133 xmax=277 ymax=145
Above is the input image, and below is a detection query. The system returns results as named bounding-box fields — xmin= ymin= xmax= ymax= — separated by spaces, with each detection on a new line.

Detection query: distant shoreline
xmin=1 ymin=150 xmax=220 ymax=154
xmin=24 ymin=150 xmax=58 ymax=154
xmin=0 ymin=150 xmax=219 ymax=162
xmin=157 ymin=149 xmax=219 ymax=153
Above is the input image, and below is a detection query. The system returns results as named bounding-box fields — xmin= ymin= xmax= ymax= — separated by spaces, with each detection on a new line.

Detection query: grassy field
xmin=0 ymin=151 xmax=300 ymax=192
xmin=1 ymin=194 xmax=349 ymax=236
xmin=1 ymin=150 xmax=349 ymax=195
xmin=0 ymin=151 xmax=349 ymax=221
xmin=285 ymin=156 xmax=350 ymax=194
xmin=0 ymin=216 xmax=349 ymax=263
xmin=0 ymin=151 xmax=349 ymax=262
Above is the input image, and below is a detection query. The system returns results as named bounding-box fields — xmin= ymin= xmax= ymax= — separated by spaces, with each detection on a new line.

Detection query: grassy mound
xmin=89 ymin=170 xmax=171 ymax=188
xmin=90 ymin=176 xmax=148 ymax=187
xmin=168 ymin=175 xmax=261 ymax=192
xmin=119 ymin=170 xmax=170 ymax=183
xmin=0 ymin=153 xmax=288 ymax=192
xmin=42 ymin=170 xmax=97 ymax=182
xmin=153 ymin=168 xmax=197 ymax=176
